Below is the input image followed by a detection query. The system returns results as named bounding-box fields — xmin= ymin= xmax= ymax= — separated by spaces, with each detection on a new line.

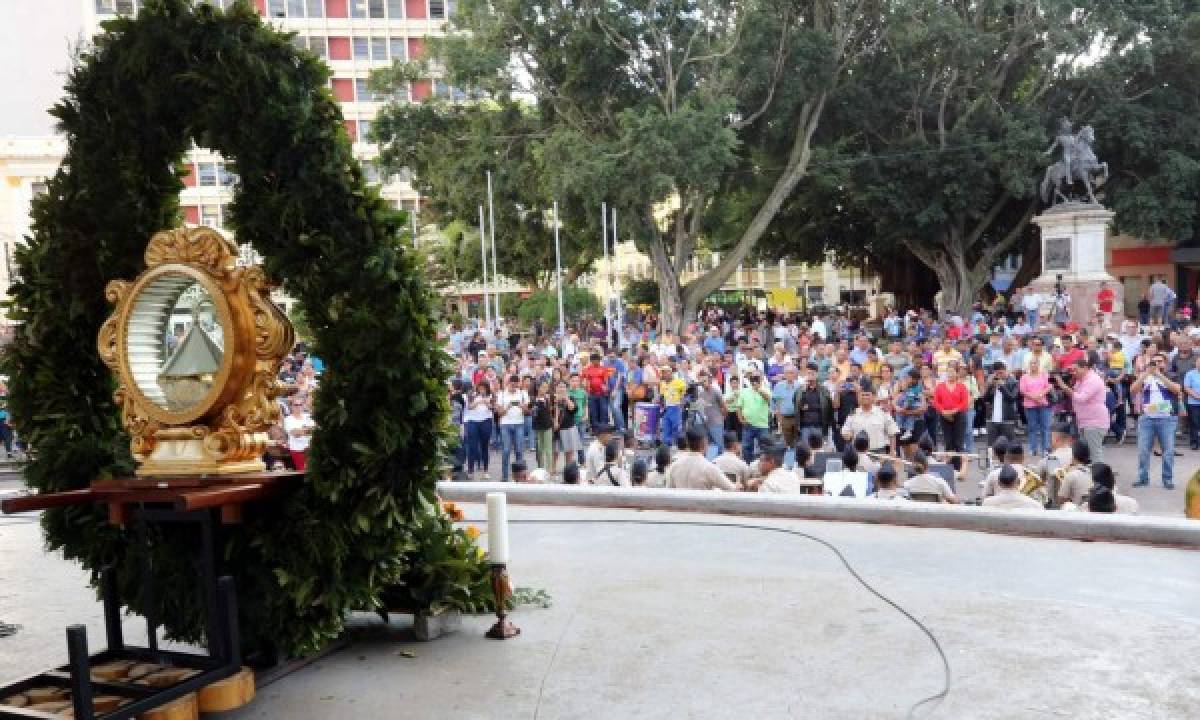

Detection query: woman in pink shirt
xmin=1020 ymin=362 xmax=1052 ymax=455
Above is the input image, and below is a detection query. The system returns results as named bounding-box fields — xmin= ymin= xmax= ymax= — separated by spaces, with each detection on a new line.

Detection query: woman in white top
xmin=283 ymin=397 xmax=316 ymax=472
xmin=463 ymin=382 xmax=495 ymax=480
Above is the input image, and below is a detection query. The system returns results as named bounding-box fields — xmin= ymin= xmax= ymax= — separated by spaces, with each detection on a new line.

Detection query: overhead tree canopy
xmin=373 ymin=0 xmax=882 ymax=333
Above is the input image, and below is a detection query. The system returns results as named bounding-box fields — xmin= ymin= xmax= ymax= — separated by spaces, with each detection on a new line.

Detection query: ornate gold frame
xmin=98 ymin=227 xmax=294 ymax=478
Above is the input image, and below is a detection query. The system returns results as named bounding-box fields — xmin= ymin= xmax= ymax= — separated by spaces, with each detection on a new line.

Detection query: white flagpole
xmin=554 ymin=201 xmax=565 ymax=340
xmin=411 ymin=199 xmax=419 ymax=249
xmin=611 ymin=205 xmax=623 ymax=344
xmin=486 ymin=171 xmax=500 ymax=328
xmin=479 ymin=204 xmax=490 ymax=328
xmin=601 ymin=202 xmax=610 ymax=333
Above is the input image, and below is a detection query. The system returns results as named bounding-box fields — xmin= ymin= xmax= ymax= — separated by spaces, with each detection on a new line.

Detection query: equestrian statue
xmin=1040 ymin=117 xmax=1109 ymax=206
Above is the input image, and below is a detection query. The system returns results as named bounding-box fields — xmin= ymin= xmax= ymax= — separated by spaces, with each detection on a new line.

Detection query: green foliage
xmin=1082 ymin=8 xmax=1200 ymax=243
xmin=517 ymin=286 xmax=601 ymax=328
xmin=372 ymin=0 xmax=869 ymax=330
xmin=766 ymin=0 xmax=1117 ymax=313
xmin=623 ymin=278 xmax=660 ymax=307
xmin=381 ymin=499 xmax=494 ymax=615
xmin=288 ymin=304 xmax=313 ymax=341
xmin=0 ymin=0 xmax=459 ymax=657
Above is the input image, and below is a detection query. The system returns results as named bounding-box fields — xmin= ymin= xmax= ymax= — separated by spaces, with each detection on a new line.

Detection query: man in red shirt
xmin=932 ymin=361 xmax=971 ymax=471
xmin=1055 ymin=335 xmax=1086 ymax=370
xmin=580 ymin=353 xmax=614 ymax=431
xmin=1096 ymin=281 xmax=1116 ymax=332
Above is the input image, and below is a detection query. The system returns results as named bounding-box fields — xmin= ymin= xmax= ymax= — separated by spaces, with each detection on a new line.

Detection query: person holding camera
xmin=731 ymin=373 xmax=772 ymax=462
xmin=1131 ymin=352 xmax=1182 ymax=489
xmin=982 ymin=361 xmax=1019 ymax=448
xmin=1053 ymin=356 xmax=1109 ymax=463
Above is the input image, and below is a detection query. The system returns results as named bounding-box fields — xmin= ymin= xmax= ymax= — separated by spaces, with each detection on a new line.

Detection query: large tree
xmin=374 ymin=0 xmax=881 ymax=333
xmin=763 ymin=0 xmax=1127 ymax=315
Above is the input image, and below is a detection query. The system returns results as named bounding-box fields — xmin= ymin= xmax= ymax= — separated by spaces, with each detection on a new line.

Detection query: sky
xmin=0 ymin=1 xmax=86 ymax=135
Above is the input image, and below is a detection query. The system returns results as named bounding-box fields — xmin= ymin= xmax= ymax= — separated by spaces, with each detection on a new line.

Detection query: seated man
xmin=511 ymin=460 xmax=530 ymax=483
xmin=585 ymin=424 xmax=616 ymax=482
xmin=590 ymin=438 xmax=629 ymax=486
xmin=1039 ymin=421 xmax=1075 ymax=476
xmin=757 ymin=441 xmax=805 ymax=494
xmin=982 ymin=465 xmax=1045 ymax=510
xmin=561 ymin=462 xmax=580 ymax=485
xmin=665 ymin=428 xmax=740 ymax=491
xmin=713 ymin=431 xmax=752 ymax=486
xmin=903 ymin=451 xmax=959 ymax=503
xmin=984 ymin=441 xmax=1031 ymax=497
xmin=1055 ymin=440 xmax=1094 ymax=507
xmin=871 ymin=464 xmax=908 ymax=501
xmin=1084 ymin=462 xmax=1139 ymax=515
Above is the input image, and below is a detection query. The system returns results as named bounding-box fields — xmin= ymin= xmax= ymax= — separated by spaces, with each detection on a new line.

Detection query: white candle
xmin=486 ymin=492 xmax=510 ymax=564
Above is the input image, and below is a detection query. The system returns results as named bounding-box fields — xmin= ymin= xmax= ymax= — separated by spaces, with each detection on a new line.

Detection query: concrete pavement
xmin=3 ymin=504 xmax=1197 ymax=719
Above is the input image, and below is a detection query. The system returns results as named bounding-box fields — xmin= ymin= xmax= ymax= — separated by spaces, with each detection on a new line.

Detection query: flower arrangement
xmin=380 ymin=497 xmax=496 ymax=616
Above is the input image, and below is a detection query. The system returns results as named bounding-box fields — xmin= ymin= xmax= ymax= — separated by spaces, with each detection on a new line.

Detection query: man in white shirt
xmin=495 ymin=375 xmax=530 ymax=481
xmin=840 ymin=390 xmax=899 ymax=453
xmin=584 ymin=424 xmax=616 ymax=483
xmin=1021 ymin=288 xmax=1042 ymax=329
xmin=810 ymin=315 xmax=828 ymax=341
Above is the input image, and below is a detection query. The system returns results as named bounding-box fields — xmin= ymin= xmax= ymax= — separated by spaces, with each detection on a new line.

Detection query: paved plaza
xmin=2 ymin=503 xmax=1197 ymax=719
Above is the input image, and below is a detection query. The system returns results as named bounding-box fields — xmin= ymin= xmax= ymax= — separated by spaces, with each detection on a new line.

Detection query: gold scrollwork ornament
xmin=97 ymin=227 xmax=294 ymax=479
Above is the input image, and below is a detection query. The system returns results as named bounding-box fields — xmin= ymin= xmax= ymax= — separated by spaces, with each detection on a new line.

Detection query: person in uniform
xmin=645 ymin=445 xmax=673 ymax=488
xmin=871 ymin=464 xmax=908 ymax=501
xmin=665 ymin=428 xmax=740 ymax=491
xmin=1055 ymin=440 xmax=1094 ymax=507
xmin=590 ymin=438 xmax=629 ymax=486
xmin=713 ymin=431 xmax=752 ymax=486
xmin=1088 ymin=462 xmax=1138 ymax=514
xmin=1040 ymin=422 xmax=1075 ymax=474
xmin=982 ymin=465 xmax=1044 ymax=510
xmin=840 ymin=389 xmax=900 ymax=455
xmin=584 ymin=424 xmax=616 ymax=483
xmin=903 ymin=451 xmax=959 ymax=503
xmin=756 ymin=441 xmax=805 ymax=494
xmin=984 ymin=442 xmax=1031 ymax=497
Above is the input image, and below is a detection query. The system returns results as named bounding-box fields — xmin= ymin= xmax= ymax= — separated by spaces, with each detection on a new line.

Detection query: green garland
xmin=1 ymin=0 xmax=461 ymax=656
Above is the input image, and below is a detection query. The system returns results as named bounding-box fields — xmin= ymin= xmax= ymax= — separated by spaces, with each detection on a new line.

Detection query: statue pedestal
xmin=1029 ymin=203 xmax=1122 ymax=329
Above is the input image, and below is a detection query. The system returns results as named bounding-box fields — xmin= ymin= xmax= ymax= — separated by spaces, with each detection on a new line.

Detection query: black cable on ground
xmin=490 ymin=517 xmax=952 ymax=720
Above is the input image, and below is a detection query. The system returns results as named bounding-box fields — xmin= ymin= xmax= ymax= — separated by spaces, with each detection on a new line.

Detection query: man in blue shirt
xmin=770 ymin=365 xmax=800 ymax=449
xmin=604 ymin=348 xmax=628 ymax=433
xmin=703 ymin=326 xmax=726 ymax=355
xmin=1183 ymin=354 xmax=1200 ymax=451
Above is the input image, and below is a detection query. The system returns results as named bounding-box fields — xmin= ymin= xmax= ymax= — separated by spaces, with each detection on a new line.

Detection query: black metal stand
xmin=0 ymin=507 xmax=242 ymax=720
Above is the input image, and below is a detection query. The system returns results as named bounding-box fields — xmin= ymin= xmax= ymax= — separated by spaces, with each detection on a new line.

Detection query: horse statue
xmin=1040 ymin=123 xmax=1109 ymax=205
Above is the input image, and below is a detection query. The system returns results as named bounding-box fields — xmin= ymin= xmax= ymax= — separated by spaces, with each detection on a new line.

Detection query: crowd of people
xmin=444 ymin=279 xmax=1200 ymax=513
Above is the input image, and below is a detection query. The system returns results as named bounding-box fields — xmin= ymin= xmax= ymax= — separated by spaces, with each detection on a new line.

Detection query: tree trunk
xmin=1009 ymin=241 xmax=1042 ymax=291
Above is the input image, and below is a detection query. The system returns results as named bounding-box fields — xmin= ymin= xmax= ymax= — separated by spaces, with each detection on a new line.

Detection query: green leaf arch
xmin=1 ymin=0 xmax=449 ymax=656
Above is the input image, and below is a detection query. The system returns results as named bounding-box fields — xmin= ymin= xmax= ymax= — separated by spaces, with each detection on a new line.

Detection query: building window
xmin=433 ymin=79 xmax=449 ymax=98
xmin=358 ymin=120 xmax=373 ymax=139
xmin=197 ymin=162 xmax=218 ymax=187
xmin=429 ymin=0 xmax=445 ymax=19
xmin=217 ymin=162 xmax=238 ymax=187
xmin=370 ymin=37 xmax=388 ymax=61
xmin=287 ymin=0 xmax=305 ymax=16
xmin=306 ymin=0 xmax=324 ymax=16
xmin=115 ymin=0 xmax=138 ymax=13
xmin=388 ymin=38 xmax=407 ymax=61
xmin=30 ymin=181 xmax=48 ymax=197
xmin=348 ymin=0 xmax=367 ymax=17
xmin=354 ymin=78 xmax=373 ymax=101
xmin=200 ymin=205 xmax=221 ymax=228
xmin=387 ymin=0 xmax=404 ymax=17
xmin=308 ymin=36 xmax=328 ymax=58
xmin=268 ymin=0 xmax=286 ymax=18
xmin=353 ymin=37 xmax=369 ymax=60
xmin=363 ymin=162 xmax=381 ymax=185
xmin=95 ymin=0 xmax=117 ymax=13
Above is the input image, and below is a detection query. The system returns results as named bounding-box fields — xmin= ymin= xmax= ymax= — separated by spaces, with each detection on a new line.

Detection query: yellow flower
xmin=441 ymin=501 xmax=464 ymax=521
xmin=465 ymin=525 xmax=481 ymax=540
